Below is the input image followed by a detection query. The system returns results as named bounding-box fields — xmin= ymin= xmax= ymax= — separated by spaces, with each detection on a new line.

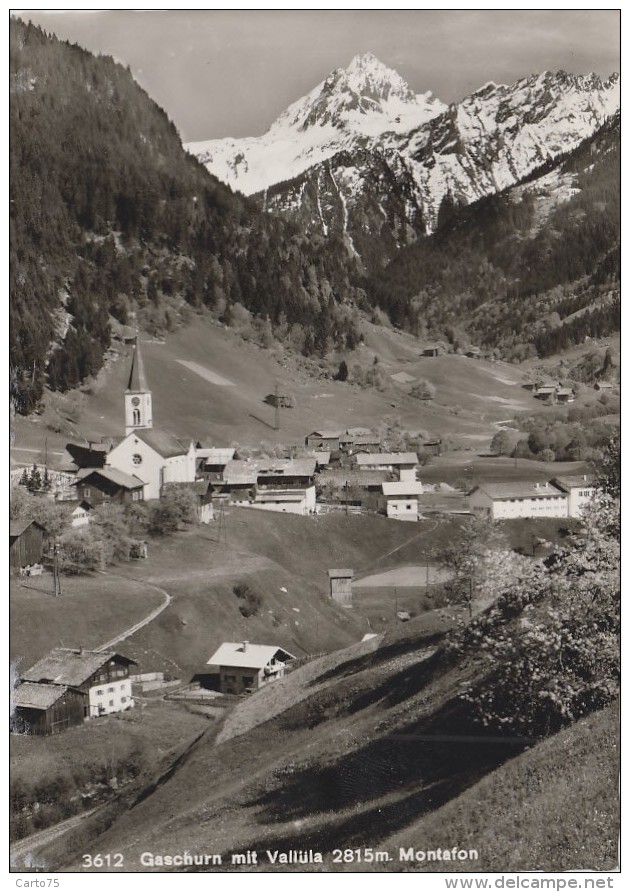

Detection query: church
xmin=105 ymin=339 xmax=197 ymax=500
xmin=67 ymin=338 xmax=198 ymax=501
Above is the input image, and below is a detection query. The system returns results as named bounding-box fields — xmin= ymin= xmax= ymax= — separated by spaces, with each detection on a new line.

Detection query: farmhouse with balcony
xmin=16 ymin=647 xmax=138 ymax=732
xmin=213 ymin=461 xmax=258 ymax=504
xmin=206 ymin=642 xmax=295 ymax=694
xmin=252 ymin=458 xmax=317 ymax=515
xmin=469 ymin=481 xmax=568 ymax=520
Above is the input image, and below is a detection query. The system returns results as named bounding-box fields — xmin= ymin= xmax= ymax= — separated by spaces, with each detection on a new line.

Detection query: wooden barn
xmin=9 ymin=520 xmax=46 ymax=572
xmin=328 ymin=569 xmax=353 ymax=606
xmin=11 ymin=682 xmax=87 ymax=736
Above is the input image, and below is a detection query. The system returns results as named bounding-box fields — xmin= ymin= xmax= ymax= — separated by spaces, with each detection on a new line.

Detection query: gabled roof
xmin=21 ymin=648 xmax=137 ymax=688
xmin=74 ymin=467 xmax=145 ymax=491
xmin=356 ymin=452 xmax=419 ymax=466
xmin=10 ymin=520 xmax=47 ymax=538
xmin=306 ymin=430 xmax=342 ymax=439
xmin=127 ymin=339 xmax=149 ymax=392
xmin=345 ymin=427 xmax=375 ymax=438
xmin=471 ymin=482 xmax=566 ymax=501
xmin=551 ymin=476 xmax=596 ymax=491
xmin=133 ymin=428 xmax=192 ymax=458
xmin=12 ymin=682 xmax=75 ymax=711
xmin=382 ymin=481 xmax=424 ymax=496
xmin=304 ymin=451 xmax=331 ymax=466
xmin=222 ymin=460 xmax=258 ymax=485
xmin=206 ymin=642 xmax=295 ymax=669
xmin=197 ymin=447 xmax=235 ymax=464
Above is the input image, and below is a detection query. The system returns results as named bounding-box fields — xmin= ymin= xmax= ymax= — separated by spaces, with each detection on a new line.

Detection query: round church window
xmin=132 ymin=454 xmax=142 ymax=465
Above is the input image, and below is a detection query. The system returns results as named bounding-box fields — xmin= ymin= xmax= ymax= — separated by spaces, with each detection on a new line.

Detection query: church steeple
xmin=125 ymin=337 xmax=153 ymax=435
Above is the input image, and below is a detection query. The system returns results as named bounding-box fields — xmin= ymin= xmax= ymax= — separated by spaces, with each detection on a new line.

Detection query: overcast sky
xmin=16 ymin=9 xmax=621 ymax=142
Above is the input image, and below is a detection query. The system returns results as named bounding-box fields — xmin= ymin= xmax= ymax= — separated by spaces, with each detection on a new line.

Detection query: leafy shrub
xmin=233 ymin=582 xmax=263 ymax=618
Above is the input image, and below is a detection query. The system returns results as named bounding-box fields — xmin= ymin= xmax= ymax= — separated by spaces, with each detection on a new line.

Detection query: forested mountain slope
xmin=366 ymin=114 xmax=620 ymax=361
xmin=10 ymin=18 xmax=363 ymax=415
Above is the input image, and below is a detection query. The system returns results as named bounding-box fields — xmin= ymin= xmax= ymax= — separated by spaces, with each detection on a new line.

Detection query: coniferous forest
xmin=10 ymin=18 xmax=364 ymax=414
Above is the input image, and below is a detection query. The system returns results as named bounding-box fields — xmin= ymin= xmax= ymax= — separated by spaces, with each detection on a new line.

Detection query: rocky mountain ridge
xmin=188 ymin=56 xmax=619 ymax=270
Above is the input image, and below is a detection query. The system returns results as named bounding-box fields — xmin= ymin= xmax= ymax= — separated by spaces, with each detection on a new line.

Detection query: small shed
xmin=421 ymin=345 xmax=441 ymax=357
xmin=10 ymin=520 xmax=46 ymax=572
xmin=328 ymin=569 xmax=353 ymax=607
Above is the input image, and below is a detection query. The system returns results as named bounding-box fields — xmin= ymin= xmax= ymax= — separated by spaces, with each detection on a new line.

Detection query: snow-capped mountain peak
xmin=271 ymin=52 xmax=445 ymax=134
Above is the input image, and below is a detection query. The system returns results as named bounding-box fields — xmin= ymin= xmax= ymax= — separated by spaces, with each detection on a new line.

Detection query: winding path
xmin=95 ymin=573 xmax=172 ymax=653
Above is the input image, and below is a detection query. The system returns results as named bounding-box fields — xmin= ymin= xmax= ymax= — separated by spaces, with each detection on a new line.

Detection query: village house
xmin=73 ymin=467 xmax=145 ymax=505
xmin=305 ymin=429 xmax=342 ymax=452
xmin=328 ymin=569 xmax=353 ymax=606
xmin=421 ymin=345 xmax=442 ymax=357
xmin=71 ymin=500 xmax=93 ymax=528
xmin=380 ymin=480 xmax=424 ymax=521
xmin=213 ymin=461 xmax=258 ymax=504
xmin=16 ymin=647 xmax=138 ymax=732
xmin=355 ymin=452 xmax=419 ymax=479
xmin=196 ymin=447 xmax=236 ymax=481
xmin=10 ymin=520 xmax=46 ymax=573
xmin=551 ymin=475 xmax=597 ymax=517
xmin=206 ymin=641 xmax=295 ymax=694
xmin=252 ymin=458 xmax=317 ymax=515
xmin=469 ymin=481 xmax=568 ymax=520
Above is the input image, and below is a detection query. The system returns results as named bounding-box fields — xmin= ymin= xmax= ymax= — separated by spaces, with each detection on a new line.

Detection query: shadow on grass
xmin=248 ymin=413 xmax=277 ymax=431
xmin=245 ymin=700 xmax=527 ymax=827
xmin=307 ymin=630 xmax=447 ymax=690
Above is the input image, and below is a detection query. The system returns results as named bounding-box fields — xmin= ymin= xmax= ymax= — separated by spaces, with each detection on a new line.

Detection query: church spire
xmin=124 ymin=337 xmax=152 ymax=435
xmin=127 ymin=337 xmax=149 ymax=392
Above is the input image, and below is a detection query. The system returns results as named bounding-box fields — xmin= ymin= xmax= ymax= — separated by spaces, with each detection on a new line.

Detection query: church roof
xmin=133 ymin=428 xmax=191 ymax=459
xmin=127 ymin=339 xmax=149 ymax=392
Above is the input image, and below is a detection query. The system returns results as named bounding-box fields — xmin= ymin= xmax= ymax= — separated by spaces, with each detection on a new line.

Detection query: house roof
xmin=127 ymin=339 xmax=149 ymax=392
xmin=328 ymin=569 xmax=353 ymax=578
xmin=74 ymin=467 xmax=145 ymax=491
xmin=356 ymin=452 xmax=419 ymax=466
xmin=21 ymin=648 xmax=137 ymax=687
xmin=197 ymin=447 xmax=235 ymax=464
xmin=223 ymin=461 xmax=258 ymax=485
xmin=551 ymin=476 xmax=595 ymax=491
xmin=318 ymin=470 xmax=389 ymax=487
xmin=133 ymin=428 xmax=191 ymax=459
xmin=304 ymin=451 xmax=331 ymax=466
xmin=9 ymin=520 xmax=46 ymax=538
xmin=306 ymin=430 xmax=342 ymax=440
xmin=206 ymin=642 xmax=295 ymax=669
xmin=471 ymin=482 xmax=566 ymax=501
xmin=345 ymin=427 xmax=375 ymax=438
xmin=382 ymin=481 xmax=424 ymax=496
xmin=12 ymin=682 xmax=74 ymax=711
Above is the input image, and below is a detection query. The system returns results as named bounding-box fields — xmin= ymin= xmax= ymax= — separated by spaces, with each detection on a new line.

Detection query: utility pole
xmin=53 ymin=542 xmax=62 ymax=597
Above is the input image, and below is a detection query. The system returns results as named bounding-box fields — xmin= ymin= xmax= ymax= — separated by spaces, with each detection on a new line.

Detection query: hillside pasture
xmin=10 ymin=573 xmax=163 ymax=670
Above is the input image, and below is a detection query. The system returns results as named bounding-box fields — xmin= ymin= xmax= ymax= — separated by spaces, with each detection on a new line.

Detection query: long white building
xmin=469 ymin=481 xmax=569 ymax=520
